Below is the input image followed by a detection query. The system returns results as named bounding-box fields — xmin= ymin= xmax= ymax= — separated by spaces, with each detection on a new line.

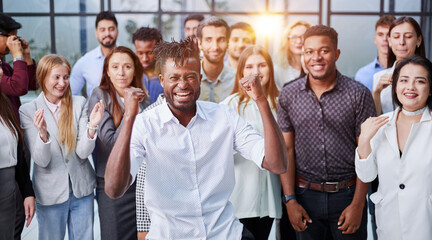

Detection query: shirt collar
xmin=159 ymin=99 xmax=207 ymax=125
xmin=373 ymin=56 xmax=383 ymax=69
xmin=300 ymin=71 xmax=342 ymax=92
xmin=201 ymin=61 xmax=233 ymax=83
xmin=43 ymin=94 xmax=61 ymax=114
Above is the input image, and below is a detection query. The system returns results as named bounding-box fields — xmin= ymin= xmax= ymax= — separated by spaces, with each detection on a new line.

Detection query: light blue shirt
xmin=70 ymin=46 xmax=105 ymax=97
xmin=354 ymin=56 xmax=385 ymax=92
xmin=142 ymin=74 xmax=163 ymax=104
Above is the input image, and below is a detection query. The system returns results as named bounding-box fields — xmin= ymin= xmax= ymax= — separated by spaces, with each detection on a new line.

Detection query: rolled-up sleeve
xmin=130 ymin=114 xmax=147 ymax=183
xmin=355 ymin=145 xmax=378 ymax=183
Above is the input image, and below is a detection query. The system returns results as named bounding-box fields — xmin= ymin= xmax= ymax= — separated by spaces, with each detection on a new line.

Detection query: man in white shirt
xmin=104 ymin=39 xmax=288 ymax=239
xmin=70 ymin=11 xmax=118 ymax=97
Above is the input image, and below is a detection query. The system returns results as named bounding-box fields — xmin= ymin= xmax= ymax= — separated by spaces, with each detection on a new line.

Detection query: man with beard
xmin=226 ymin=22 xmax=255 ymax=68
xmin=197 ymin=16 xmax=235 ymax=103
xmin=278 ymin=25 xmax=376 ymax=240
xmin=70 ymin=11 xmax=118 ymax=97
xmin=103 ymin=38 xmax=288 ymax=239
xmin=132 ymin=27 xmax=163 ymax=103
xmin=184 ymin=14 xmax=204 ymax=41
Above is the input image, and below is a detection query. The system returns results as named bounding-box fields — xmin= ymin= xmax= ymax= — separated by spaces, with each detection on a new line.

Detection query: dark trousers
xmin=14 ymin=182 xmax=25 ymax=240
xmin=240 ymin=216 xmax=274 ymax=240
xmin=295 ymin=186 xmax=367 ymax=240
xmin=242 ymin=225 xmax=255 ymax=240
xmin=279 ymin=201 xmax=297 ymax=239
xmin=0 ymin=167 xmax=16 ymax=240
xmin=368 ymin=179 xmax=379 ymax=240
xmin=97 ymin=177 xmax=137 ymax=240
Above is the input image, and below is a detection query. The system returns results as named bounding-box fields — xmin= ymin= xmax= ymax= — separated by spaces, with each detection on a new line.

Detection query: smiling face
xmin=243 ymin=54 xmax=270 ymax=87
xmin=185 ymin=19 xmax=201 ymax=40
xmin=95 ymin=19 xmax=118 ymax=48
xmin=389 ymin=22 xmax=422 ymax=61
xmin=396 ymin=63 xmax=431 ymax=111
xmin=289 ymin=25 xmax=308 ymax=56
xmin=228 ymin=29 xmax=254 ymax=60
xmin=107 ymin=52 xmax=135 ymax=96
xmin=199 ymin=26 xmax=228 ymax=64
xmin=160 ymin=57 xmax=201 ymax=116
xmin=303 ymin=35 xmax=340 ymax=82
xmin=44 ymin=64 xmax=70 ymax=104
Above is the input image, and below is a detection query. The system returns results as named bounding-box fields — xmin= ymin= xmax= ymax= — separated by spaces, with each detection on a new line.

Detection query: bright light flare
xmin=255 ymin=14 xmax=281 ymax=37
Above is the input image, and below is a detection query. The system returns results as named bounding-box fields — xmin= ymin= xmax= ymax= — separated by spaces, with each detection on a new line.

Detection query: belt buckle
xmin=324 ymin=181 xmax=339 ymax=192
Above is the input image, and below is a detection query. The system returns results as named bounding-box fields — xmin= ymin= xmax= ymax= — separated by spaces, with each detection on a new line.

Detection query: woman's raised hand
xmin=33 ymin=109 xmax=48 ymax=142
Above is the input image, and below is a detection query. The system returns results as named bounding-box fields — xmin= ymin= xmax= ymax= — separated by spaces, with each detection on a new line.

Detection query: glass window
xmin=3 ymin=0 xmax=49 ymax=13
xmin=111 ymin=0 xmax=158 ymax=12
xmin=215 ymin=0 xmax=266 ymax=12
xmin=330 ymin=15 xmax=379 ymax=78
xmin=54 ymin=0 xmax=101 ymax=13
xmin=160 ymin=14 xmax=183 ymax=41
xmin=11 ymin=17 xmax=51 ymax=63
xmin=161 ymin=0 xmax=211 ymax=12
xmin=55 ymin=16 xmax=99 ymax=66
xmin=270 ymin=0 xmax=319 ymax=12
xmin=331 ymin=0 xmax=380 ymax=12
xmin=395 ymin=0 xmax=422 ymax=12
xmin=115 ymin=14 xmax=158 ymax=50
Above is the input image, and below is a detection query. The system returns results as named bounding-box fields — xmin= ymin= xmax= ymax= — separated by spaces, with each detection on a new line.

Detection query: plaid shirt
xmin=277 ymin=72 xmax=376 ymax=182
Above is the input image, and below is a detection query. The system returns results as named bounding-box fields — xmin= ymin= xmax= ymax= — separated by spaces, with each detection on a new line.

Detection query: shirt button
xmin=399 ymin=184 xmax=405 ymax=189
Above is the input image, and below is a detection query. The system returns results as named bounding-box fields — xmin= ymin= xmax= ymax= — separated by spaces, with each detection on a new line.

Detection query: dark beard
xmin=101 ymin=40 xmax=116 ymax=48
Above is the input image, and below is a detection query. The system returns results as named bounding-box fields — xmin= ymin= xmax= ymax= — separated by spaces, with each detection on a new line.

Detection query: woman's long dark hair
xmin=99 ymin=46 xmax=146 ymax=127
xmin=0 ymin=85 xmax=23 ymax=142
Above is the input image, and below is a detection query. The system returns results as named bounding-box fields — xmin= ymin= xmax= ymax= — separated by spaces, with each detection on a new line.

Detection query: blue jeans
xmin=36 ymin=193 xmax=94 ymax=240
xmin=295 ymin=185 xmax=367 ymax=240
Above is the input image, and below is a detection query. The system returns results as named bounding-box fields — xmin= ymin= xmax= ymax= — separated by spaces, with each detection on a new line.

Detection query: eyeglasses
xmin=288 ymin=35 xmax=303 ymax=41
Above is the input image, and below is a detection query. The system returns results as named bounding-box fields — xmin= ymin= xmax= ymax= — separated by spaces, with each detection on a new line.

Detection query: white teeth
xmin=176 ymin=93 xmax=190 ymax=96
xmin=405 ymin=93 xmax=417 ymax=96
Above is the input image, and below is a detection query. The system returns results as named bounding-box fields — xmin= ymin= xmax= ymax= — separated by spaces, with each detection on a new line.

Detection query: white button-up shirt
xmin=130 ymin=100 xmax=265 ymax=239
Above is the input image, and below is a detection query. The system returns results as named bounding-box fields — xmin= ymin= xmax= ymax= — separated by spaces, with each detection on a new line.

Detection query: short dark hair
xmin=387 ymin=16 xmax=425 ymax=67
xmin=197 ymin=16 xmax=230 ymax=41
xmin=303 ymin=25 xmax=338 ymax=49
xmin=230 ymin=22 xmax=256 ymax=44
xmin=153 ymin=38 xmax=200 ymax=74
xmin=0 ymin=13 xmax=21 ymax=34
xmin=95 ymin=11 xmax=118 ymax=28
xmin=392 ymin=55 xmax=432 ymax=108
xmin=375 ymin=15 xmax=396 ymax=30
xmin=184 ymin=14 xmax=205 ymax=26
xmin=132 ymin=27 xmax=163 ymax=44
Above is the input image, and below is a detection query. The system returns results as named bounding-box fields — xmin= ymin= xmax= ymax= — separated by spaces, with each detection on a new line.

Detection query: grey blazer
xmin=88 ymin=87 xmax=150 ymax=178
xmin=19 ymin=93 xmax=96 ymax=205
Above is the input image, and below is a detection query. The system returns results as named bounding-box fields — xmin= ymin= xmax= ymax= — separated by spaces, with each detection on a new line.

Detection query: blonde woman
xmin=19 ymin=54 xmax=104 ymax=240
xmin=274 ymin=21 xmax=310 ymax=90
xmin=221 ymin=45 xmax=281 ymax=239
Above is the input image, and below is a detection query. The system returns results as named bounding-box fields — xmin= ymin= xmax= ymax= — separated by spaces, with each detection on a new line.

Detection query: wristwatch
xmin=282 ymin=194 xmax=296 ymax=204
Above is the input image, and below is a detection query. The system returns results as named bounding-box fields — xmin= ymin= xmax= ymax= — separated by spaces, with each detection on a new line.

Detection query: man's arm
xmin=104 ymin=88 xmax=146 ymax=198
xmin=240 ymin=75 xmax=288 ymax=174
xmin=280 ymin=131 xmax=312 ymax=231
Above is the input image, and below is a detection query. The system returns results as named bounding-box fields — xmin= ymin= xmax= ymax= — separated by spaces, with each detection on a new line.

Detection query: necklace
xmin=401 ymin=106 xmax=426 ymax=116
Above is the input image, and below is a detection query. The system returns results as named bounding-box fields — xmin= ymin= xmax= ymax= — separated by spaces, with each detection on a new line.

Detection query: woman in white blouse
xmin=0 ymin=66 xmax=35 ymax=239
xmin=19 ymin=54 xmax=104 ymax=240
xmin=221 ymin=45 xmax=281 ymax=239
xmin=372 ymin=16 xmax=425 ymax=115
xmin=356 ymin=55 xmax=432 ymax=240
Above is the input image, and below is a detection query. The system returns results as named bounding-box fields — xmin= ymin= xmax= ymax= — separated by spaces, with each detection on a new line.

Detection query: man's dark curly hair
xmin=132 ymin=27 xmax=163 ymax=44
xmin=303 ymin=25 xmax=338 ymax=49
xmin=153 ymin=38 xmax=200 ymax=74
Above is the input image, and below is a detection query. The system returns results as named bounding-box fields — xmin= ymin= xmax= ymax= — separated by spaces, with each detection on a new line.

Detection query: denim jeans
xmin=295 ymin=185 xmax=367 ymax=240
xmin=36 ymin=192 xmax=94 ymax=240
